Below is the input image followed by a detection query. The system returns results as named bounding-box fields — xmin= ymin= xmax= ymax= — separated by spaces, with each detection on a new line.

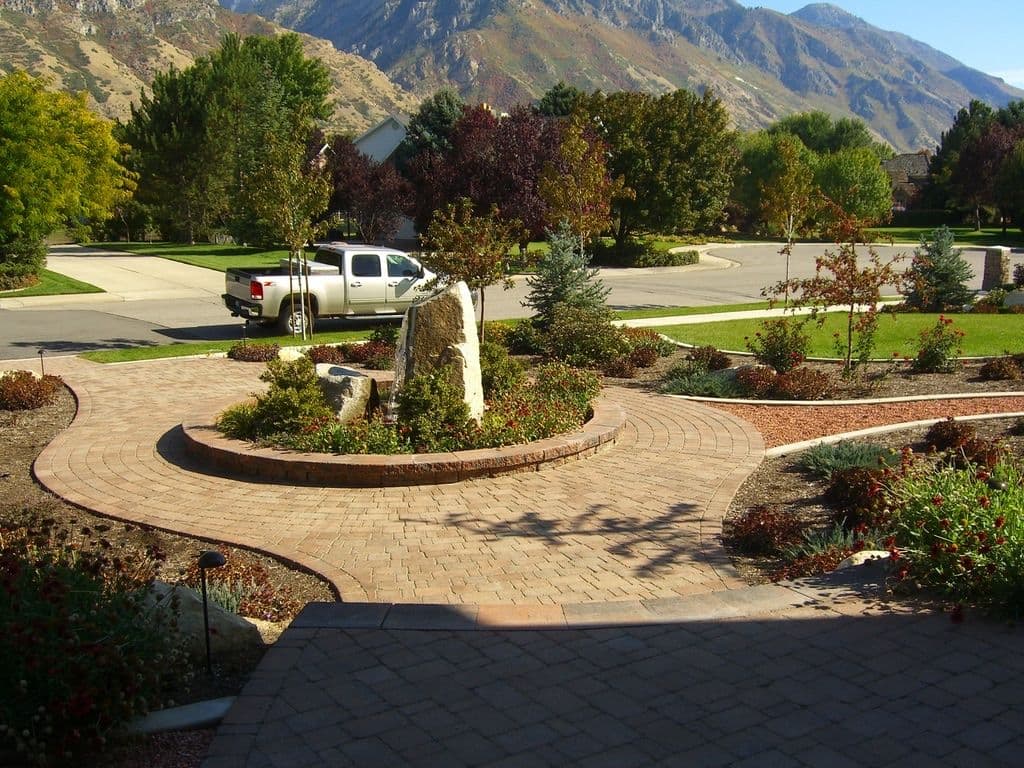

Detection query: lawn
xmin=867 ymin=226 xmax=1024 ymax=248
xmin=95 ymin=242 xmax=296 ymax=272
xmin=613 ymin=301 xmax=774 ymax=320
xmin=653 ymin=311 xmax=1024 ymax=358
xmin=80 ymin=328 xmax=373 ymax=364
xmin=1 ymin=270 xmax=103 ymax=298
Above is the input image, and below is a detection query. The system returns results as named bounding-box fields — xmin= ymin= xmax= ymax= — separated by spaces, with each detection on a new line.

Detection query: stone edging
xmin=668 ymin=391 xmax=1024 ymax=407
xmin=181 ymin=399 xmax=625 ymax=487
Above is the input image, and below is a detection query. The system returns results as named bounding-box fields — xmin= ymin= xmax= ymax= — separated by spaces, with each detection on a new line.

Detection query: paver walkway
xmin=29 ymin=355 xmax=763 ymax=604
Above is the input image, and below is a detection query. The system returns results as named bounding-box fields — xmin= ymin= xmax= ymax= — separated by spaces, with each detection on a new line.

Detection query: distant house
xmin=354 ymin=114 xmax=407 ymax=163
xmin=882 ymin=151 xmax=931 ymax=211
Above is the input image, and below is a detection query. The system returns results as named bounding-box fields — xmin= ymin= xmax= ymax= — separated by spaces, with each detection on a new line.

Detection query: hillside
xmin=0 ymin=0 xmax=420 ymax=133
xmin=217 ymin=0 xmax=1024 ymax=151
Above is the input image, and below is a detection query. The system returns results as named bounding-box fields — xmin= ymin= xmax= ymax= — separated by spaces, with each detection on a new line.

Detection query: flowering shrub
xmin=182 ymin=547 xmax=299 ymax=622
xmin=0 ymin=516 xmax=184 ymax=765
xmin=544 ymin=303 xmax=630 ymax=368
xmin=745 ymin=317 xmax=809 ymax=373
xmin=911 ymin=315 xmax=963 ymax=373
xmin=888 ymin=456 xmax=1024 ymax=614
xmin=735 ymin=366 xmax=777 ymax=398
xmin=623 ymin=327 xmax=675 ymax=362
xmin=686 ymin=345 xmax=731 ymax=372
xmin=951 ymin=437 xmax=1007 ymax=471
xmin=0 ymin=371 xmax=63 ymax=410
xmin=227 ymin=342 xmax=279 ymax=362
xmin=396 ymin=364 xmax=472 ymax=452
xmin=480 ymin=341 xmax=525 ymax=399
xmin=603 ymin=355 xmax=638 ymax=378
xmin=728 ymin=505 xmax=804 ymax=555
xmin=627 ymin=346 xmax=658 ymax=369
xmin=341 ymin=340 xmax=395 ymax=368
xmin=825 ymin=466 xmax=892 ymax=530
xmin=306 ymin=344 xmax=347 ymax=365
xmin=771 ymin=367 xmax=834 ymax=401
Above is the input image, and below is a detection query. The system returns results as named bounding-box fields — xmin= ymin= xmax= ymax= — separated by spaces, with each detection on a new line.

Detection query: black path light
xmin=37 ymin=349 xmax=44 ymax=376
xmin=198 ymin=550 xmax=227 ymax=675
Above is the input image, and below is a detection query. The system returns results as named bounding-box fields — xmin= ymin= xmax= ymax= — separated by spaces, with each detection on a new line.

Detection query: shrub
xmin=217 ymin=400 xmax=258 ymax=439
xmin=0 ymin=236 xmax=46 ymax=290
xmin=978 ymin=357 xmax=1023 ymax=381
xmin=0 ymin=371 xmax=62 ymax=410
xmin=0 ymin=516 xmax=184 ymax=765
xmin=227 ymin=342 xmax=279 ymax=362
xmin=369 ymin=324 xmax=400 ymax=346
xmin=506 ymin=320 xmax=544 ymax=355
xmin=911 ymin=315 xmax=963 ymax=373
xmin=661 ymin=371 xmax=742 ymax=398
xmin=888 ymin=456 xmax=1024 ymax=615
xmin=1014 ymin=263 xmax=1024 ymax=289
xmin=306 ymin=344 xmax=347 ymax=365
xmin=904 ymin=226 xmax=974 ymax=311
xmin=182 ymin=547 xmax=299 ymax=622
xmin=925 ymin=417 xmax=976 ymax=452
xmin=631 ymin=249 xmax=699 ymax=268
xmin=544 ymin=303 xmax=629 ymax=368
xmin=687 ymin=345 xmax=731 ymax=372
xmin=362 ymin=346 xmax=396 ymax=371
xmin=735 ymin=366 xmax=777 ymax=398
xmin=627 ymin=346 xmax=658 ymax=369
xmin=797 ymin=442 xmax=898 ymax=480
xmin=728 ymin=505 xmax=805 ymax=555
xmin=771 ymin=367 xmax=834 ymax=400
xmin=342 ymin=340 xmax=395 ymax=366
xmin=590 ymin=239 xmax=699 ymax=268
xmin=531 ymin=363 xmax=600 ymax=419
xmin=603 ymin=355 xmax=638 ymax=378
xmin=481 ymin=322 xmax=512 ymax=349
xmin=952 ymin=437 xmax=1007 ymax=471
xmin=217 ymin=357 xmax=332 ymax=441
xmin=745 ymin=316 xmax=809 ymax=373
xmin=623 ymin=327 xmax=675 ymax=361
xmin=396 ymin=364 xmax=472 ymax=452
xmin=825 ymin=466 xmax=891 ymax=529
xmin=480 ymin=340 xmax=525 ymax=399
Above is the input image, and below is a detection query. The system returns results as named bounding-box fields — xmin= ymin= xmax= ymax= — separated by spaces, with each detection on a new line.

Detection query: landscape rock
xmin=390 ymin=281 xmax=484 ymax=422
xmin=836 ymin=550 xmax=891 ymax=570
xmin=317 ymin=364 xmax=379 ymax=423
xmin=277 ymin=346 xmax=305 ymax=362
xmin=145 ymin=581 xmax=263 ymax=660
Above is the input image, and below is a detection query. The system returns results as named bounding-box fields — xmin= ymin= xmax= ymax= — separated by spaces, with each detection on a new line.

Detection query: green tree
xmin=0 ymin=71 xmax=131 ymax=287
xmin=523 ymin=222 xmax=610 ymax=330
xmin=927 ymin=100 xmax=995 ymax=210
xmin=536 ymin=81 xmax=584 ymax=117
xmin=394 ymin=87 xmax=464 ymax=170
xmin=904 ymin=226 xmax=974 ymax=311
xmin=814 ymin=147 xmax=893 ymax=231
xmin=585 ymin=89 xmax=737 ymax=248
xmin=769 ymin=111 xmax=890 ymax=158
xmin=422 ymin=198 xmax=524 ymax=340
xmin=995 ymin=139 xmax=1024 ymax=229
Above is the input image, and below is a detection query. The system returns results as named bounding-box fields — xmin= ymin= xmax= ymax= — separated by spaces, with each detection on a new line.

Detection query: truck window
xmin=315 ymin=250 xmax=341 ymax=269
xmin=387 ymin=254 xmax=420 ymax=278
xmin=351 ymin=254 xmax=382 ymax=277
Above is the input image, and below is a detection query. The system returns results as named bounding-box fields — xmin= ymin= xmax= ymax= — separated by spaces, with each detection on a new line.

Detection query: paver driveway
xmin=30 ymin=355 xmax=763 ymax=605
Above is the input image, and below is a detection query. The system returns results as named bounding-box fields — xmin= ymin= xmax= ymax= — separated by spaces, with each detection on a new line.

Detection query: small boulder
xmin=277 ymin=347 xmax=305 ymax=362
xmin=836 ymin=550 xmax=891 ymax=570
xmin=390 ymin=281 xmax=484 ymax=422
xmin=145 ymin=581 xmax=263 ymax=660
xmin=317 ymin=364 xmax=380 ymax=423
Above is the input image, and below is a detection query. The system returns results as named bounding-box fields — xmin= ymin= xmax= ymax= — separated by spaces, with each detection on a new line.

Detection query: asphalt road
xmin=0 ymin=242 xmax=994 ymax=361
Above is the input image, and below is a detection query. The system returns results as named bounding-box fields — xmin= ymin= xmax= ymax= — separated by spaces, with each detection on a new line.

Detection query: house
xmin=354 ymin=114 xmax=407 ymax=163
xmin=882 ymin=151 xmax=931 ymax=211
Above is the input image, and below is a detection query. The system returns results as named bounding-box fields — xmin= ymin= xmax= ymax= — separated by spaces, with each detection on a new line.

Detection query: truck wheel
xmin=278 ymin=301 xmax=312 ymax=336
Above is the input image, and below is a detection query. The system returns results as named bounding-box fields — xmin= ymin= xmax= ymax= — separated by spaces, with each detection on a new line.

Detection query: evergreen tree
xmin=524 ymin=222 xmax=610 ymax=329
xmin=905 ymin=226 xmax=974 ymax=311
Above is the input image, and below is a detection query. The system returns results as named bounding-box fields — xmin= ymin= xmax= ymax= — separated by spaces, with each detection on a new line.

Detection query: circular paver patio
xmin=31 ymin=356 xmax=764 ymax=604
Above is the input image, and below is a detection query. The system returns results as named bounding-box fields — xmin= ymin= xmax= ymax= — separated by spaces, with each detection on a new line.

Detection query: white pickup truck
xmin=223 ymin=243 xmax=435 ymax=334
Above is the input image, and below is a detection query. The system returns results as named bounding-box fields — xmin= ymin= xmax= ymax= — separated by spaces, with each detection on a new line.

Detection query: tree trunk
xmin=478 ymin=287 xmax=486 ymax=342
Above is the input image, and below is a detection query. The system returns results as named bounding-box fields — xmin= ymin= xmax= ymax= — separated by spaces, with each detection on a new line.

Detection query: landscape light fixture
xmin=37 ymin=349 xmax=44 ymax=376
xmin=198 ymin=550 xmax=227 ymax=675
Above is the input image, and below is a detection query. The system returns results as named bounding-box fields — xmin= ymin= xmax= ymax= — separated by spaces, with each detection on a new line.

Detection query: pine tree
xmin=524 ymin=222 xmax=610 ymax=329
xmin=905 ymin=226 xmax=975 ymax=311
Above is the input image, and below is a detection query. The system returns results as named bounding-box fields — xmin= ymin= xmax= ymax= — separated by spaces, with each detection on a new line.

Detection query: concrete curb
xmin=130 ymin=696 xmax=236 ymax=734
xmin=668 ymin=391 xmax=1024 ymax=407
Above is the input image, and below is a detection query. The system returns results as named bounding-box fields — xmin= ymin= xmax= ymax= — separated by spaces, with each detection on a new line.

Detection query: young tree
xmin=539 ymin=114 xmax=625 ymax=257
xmin=523 ymin=222 xmax=610 ymax=329
xmin=904 ymin=226 xmax=974 ymax=311
xmin=814 ymin=147 xmax=893 ymax=230
xmin=1 ymin=71 xmax=131 ymax=286
xmin=422 ymin=199 xmax=524 ymax=340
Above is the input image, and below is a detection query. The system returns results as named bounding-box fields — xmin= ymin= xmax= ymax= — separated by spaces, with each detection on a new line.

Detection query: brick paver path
xmin=205 ymin=588 xmax=1024 ymax=768
xmin=31 ymin=356 xmax=763 ymax=604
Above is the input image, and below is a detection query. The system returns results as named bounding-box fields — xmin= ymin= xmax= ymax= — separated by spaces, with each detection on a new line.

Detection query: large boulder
xmin=145 ymin=581 xmax=263 ymax=661
xmin=317 ymin=364 xmax=379 ymax=423
xmin=390 ymin=281 xmax=484 ymax=422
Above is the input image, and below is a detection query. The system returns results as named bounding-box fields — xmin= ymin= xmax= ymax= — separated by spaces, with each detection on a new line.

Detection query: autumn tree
xmin=926 ymin=100 xmax=995 ymax=211
xmin=539 ymin=113 xmax=626 ymax=257
xmin=951 ymin=122 xmax=1024 ymax=231
xmin=422 ymin=199 xmax=524 ymax=340
xmin=1 ymin=71 xmax=132 ymax=287
xmin=326 ymin=136 xmax=412 ymax=243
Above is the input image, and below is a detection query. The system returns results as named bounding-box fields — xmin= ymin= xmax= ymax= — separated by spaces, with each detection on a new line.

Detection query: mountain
xmin=0 ymin=0 xmax=420 ymax=133
xmin=214 ymin=0 xmax=1023 ymax=151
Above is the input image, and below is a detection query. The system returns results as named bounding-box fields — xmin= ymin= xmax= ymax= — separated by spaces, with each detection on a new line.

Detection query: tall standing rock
xmin=390 ymin=281 xmax=484 ymax=422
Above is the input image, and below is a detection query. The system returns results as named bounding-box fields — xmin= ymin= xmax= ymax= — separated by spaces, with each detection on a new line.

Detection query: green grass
xmin=79 ymin=328 xmax=373 ymax=364
xmin=2 ymin=270 xmax=103 ymax=298
xmin=867 ymin=227 xmax=1024 ymax=248
xmin=613 ymin=301 xmax=774 ymax=320
xmin=654 ymin=312 xmax=1024 ymax=358
xmin=95 ymin=242 xmax=296 ymax=272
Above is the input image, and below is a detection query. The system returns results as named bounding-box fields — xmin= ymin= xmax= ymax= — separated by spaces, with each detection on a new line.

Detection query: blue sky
xmin=738 ymin=1 xmax=1024 ymax=89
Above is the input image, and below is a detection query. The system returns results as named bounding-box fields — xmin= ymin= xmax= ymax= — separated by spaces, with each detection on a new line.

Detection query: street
xmin=0 ymin=242 xmax=994 ymax=360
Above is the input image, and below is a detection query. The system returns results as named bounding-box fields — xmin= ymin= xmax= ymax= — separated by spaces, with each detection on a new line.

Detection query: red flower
xmin=931 ymin=494 xmax=944 ymax=505
xmin=994 ymin=516 xmax=1006 ymax=529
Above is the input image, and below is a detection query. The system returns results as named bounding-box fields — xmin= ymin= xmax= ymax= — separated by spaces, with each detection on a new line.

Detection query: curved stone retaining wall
xmin=182 ymin=400 xmax=625 ymax=487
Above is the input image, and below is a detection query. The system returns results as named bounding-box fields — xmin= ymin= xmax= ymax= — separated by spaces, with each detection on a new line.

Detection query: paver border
xmin=181 ymin=398 xmax=626 ymax=487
